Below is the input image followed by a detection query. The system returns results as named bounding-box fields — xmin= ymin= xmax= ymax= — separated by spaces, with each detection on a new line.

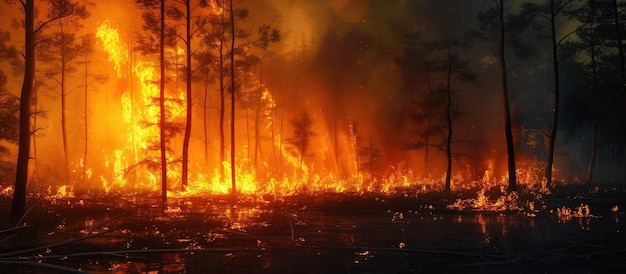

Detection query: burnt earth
xmin=0 ymin=184 xmax=625 ymax=273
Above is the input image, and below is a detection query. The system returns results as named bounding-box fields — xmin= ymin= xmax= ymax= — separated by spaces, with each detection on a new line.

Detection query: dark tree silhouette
xmin=523 ymin=0 xmax=578 ymax=189
xmin=474 ymin=0 xmax=535 ymax=191
xmin=288 ymin=111 xmax=316 ymax=172
xmin=567 ymin=0 xmax=626 ymax=183
xmin=399 ymin=34 xmax=477 ymax=192
xmin=10 ymin=0 xmax=89 ymax=221
xmin=135 ymin=0 xmax=172 ymax=210
xmin=38 ymin=19 xmax=91 ymax=182
xmin=167 ymin=0 xmax=209 ymax=190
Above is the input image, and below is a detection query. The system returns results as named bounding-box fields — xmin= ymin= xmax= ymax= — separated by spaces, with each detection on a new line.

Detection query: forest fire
xmin=1 ymin=0 xmax=625 ymax=273
xmin=89 ymin=20 xmax=445 ymax=198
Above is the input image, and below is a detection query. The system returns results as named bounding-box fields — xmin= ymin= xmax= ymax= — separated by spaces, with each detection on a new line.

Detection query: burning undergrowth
xmin=0 ymin=181 xmax=624 ymax=273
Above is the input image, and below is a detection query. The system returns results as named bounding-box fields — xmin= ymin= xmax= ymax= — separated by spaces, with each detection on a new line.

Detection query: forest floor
xmin=0 ymin=183 xmax=625 ymax=273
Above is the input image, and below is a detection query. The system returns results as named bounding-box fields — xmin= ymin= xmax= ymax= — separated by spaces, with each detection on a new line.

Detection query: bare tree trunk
xmin=59 ymin=21 xmax=70 ymax=182
xmin=33 ymin=93 xmax=41 ymax=191
xmin=127 ymin=26 xmax=137 ymax=185
xmin=229 ymin=0 xmax=237 ymax=197
xmin=587 ymin=13 xmax=599 ymax=184
xmin=82 ymin=51 xmax=89 ymax=188
xmin=270 ymin=92 xmax=277 ymax=172
xmin=369 ymin=137 xmax=375 ymax=182
xmin=444 ymin=37 xmax=453 ymax=193
xmin=254 ymin=59 xmax=263 ymax=167
xmin=160 ymin=0 xmax=168 ymax=210
xmin=423 ymin=71 xmax=433 ymax=176
xmin=219 ymin=10 xmax=226 ymax=179
xmin=181 ymin=0 xmax=192 ymax=190
xmin=279 ymin=102 xmax=284 ymax=174
xmin=12 ymin=0 xmax=34 ymax=221
xmin=545 ymin=1 xmax=561 ymax=189
xmin=204 ymin=71 xmax=210 ymax=165
xmin=498 ymin=0 xmax=517 ymax=191
xmin=333 ymin=89 xmax=340 ymax=178
xmin=245 ymin=86 xmax=251 ymax=159
xmin=587 ymin=112 xmax=598 ymax=183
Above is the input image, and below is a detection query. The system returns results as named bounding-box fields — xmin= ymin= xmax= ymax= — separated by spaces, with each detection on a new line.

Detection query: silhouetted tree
xmin=400 ymin=34 xmax=477 ymax=192
xmin=136 ymin=0 xmax=173 ymax=210
xmin=167 ymin=0 xmax=209 ymax=190
xmin=474 ymin=0 xmax=535 ymax=191
xmin=10 ymin=0 xmax=89 ymax=221
xmin=358 ymin=136 xmax=382 ymax=184
xmin=523 ymin=0 xmax=579 ymax=189
xmin=568 ymin=0 xmax=626 ymax=183
xmin=77 ymin=35 xmax=104 ymax=188
xmin=288 ymin=111 xmax=316 ymax=172
xmin=38 ymin=17 xmax=91 ymax=181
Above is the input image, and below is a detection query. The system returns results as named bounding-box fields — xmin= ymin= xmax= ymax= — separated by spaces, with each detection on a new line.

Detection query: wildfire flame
xmin=87 ymin=20 xmax=551 ymax=199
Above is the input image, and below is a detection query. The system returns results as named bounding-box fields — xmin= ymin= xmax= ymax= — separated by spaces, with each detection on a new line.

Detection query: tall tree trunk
xmin=204 ymin=71 xmax=210 ymax=165
xmin=11 ymin=0 xmax=35 ymax=221
xmin=613 ymin=0 xmax=626 ymax=105
xmin=159 ymin=0 xmax=168 ymax=210
xmin=219 ymin=10 xmax=226 ymax=179
xmin=229 ymin=0 xmax=237 ymax=197
xmin=82 ymin=52 xmax=89 ymax=188
xmin=279 ymin=102 xmax=284 ymax=174
xmin=369 ymin=135 xmax=376 ymax=182
xmin=127 ymin=26 xmax=137 ymax=185
xmin=444 ymin=37 xmax=453 ymax=193
xmin=545 ymin=1 xmax=561 ymax=189
xmin=270 ymin=90 xmax=277 ymax=171
xmin=587 ymin=13 xmax=599 ymax=184
xmin=498 ymin=0 xmax=517 ymax=191
xmin=423 ymin=71 xmax=433 ymax=176
xmin=333 ymin=88 xmax=340 ymax=178
xmin=60 ymin=21 xmax=70 ymax=181
xmin=33 ymin=93 xmax=41 ymax=191
xmin=181 ymin=0 xmax=192 ymax=190
xmin=254 ymin=59 xmax=263 ymax=167
xmin=587 ymin=112 xmax=598 ymax=183
xmin=245 ymin=86 xmax=250 ymax=159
